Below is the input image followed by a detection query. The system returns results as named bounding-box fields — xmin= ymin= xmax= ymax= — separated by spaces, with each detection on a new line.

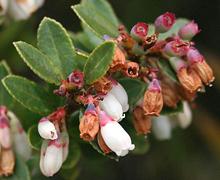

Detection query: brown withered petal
xmin=110 ymin=47 xmax=126 ymax=72
xmin=177 ymin=68 xmax=202 ymax=93
xmin=132 ymin=106 xmax=152 ymax=135
xmin=161 ymin=78 xmax=180 ymax=108
xmin=0 ymin=148 xmax=15 ymax=176
xmin=79 ymin=113 xmax=99 ymax=142
xmin=92 ymin=76 xmax=112 ymax=94
xmin=143 ymin=89 xmax=163 ymax=116
xmin=192 ymin=61 xmax=215 ymax=85
xmin=97 ymin=131 xmax=111 ymax=154
xmin=123 ymin=62 xmax=139 ymax=78
xmin=177 ymin=85 xmax=197 ymax=102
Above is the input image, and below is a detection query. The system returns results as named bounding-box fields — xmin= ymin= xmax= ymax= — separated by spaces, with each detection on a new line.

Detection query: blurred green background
xmin=1 ymin=0 xmax=220 ymax=179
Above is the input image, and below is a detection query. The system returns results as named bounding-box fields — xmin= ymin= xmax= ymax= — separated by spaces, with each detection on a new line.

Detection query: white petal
xmin=8 ymin=111 xmax=32 ymax=161
xmin=177 ymin=102 xmax=192 ymax=129
xmin=40 ymin=140 xmax=49 ymax=176
xmin=8 ymin=0 xmax=44 ymax=20
xmin=109 ymin=83 xmax=129 ymax=112
xmin=38 ymin=119 xmax=58 ymax=140
xmin=101 ymin=121 xmax=135 ymax=156
xmin=43 ymin=140 xmax=63 ymax=177
xmin=100 ymin=93 xmax=124 ymax=121
xmin=13 ymin=131 xmax=32 ymax=161
xmin=152 ymin=116 xmax=172 ymax=140
xmin=0 ymin=0 xmax=8 ymax=15
xmin=0 ymin=127 xmax=11 ymax=148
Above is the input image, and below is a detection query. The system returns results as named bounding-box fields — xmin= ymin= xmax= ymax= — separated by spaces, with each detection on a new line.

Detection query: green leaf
xmin=75 ymin=52 xmax=88 ymax=71
xmin=157 ymin=58 xmax=178 ymax=83
xmin=119 ymin=78 xmax=147 ymax=108
xmin=158 ymin=18 xmax=189 ymax=40
xmin=28 ymin=125 xmax=42 ymax=151
xmin=2 ymin=75 xmax=57 ymax=115
xmin=13 ymin=41 xmax=61 ymax=85
xmin=62 ymin=142 xmax=81 ymax=169
xmin=38 ymin=17 xmax=77 ymax=79
xmin=89 ymin=141 xmax=119 ymax=161
xmin=72 ymin=0 xmax=120 ymax=38
xmin=82 ymin=23 xmax=104 ymax=48
xmin=161 ymin=101 xmax=183 ymax=115
xmin=84 ymin=41 xmax=115 ymax=84
xmin=0 ymin=61 xmax=14 ymax=107
xmin=2 ymin=155 xmax=31 ymax=180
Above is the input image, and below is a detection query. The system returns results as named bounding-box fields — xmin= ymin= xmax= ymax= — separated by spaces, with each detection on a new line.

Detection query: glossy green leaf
xmin=2 ymin=75 xmax=57 ymax=115
xmin=13 ymin=41 xmax=61 ymax=85
xmin=119 ymin=78 xmax=147 ymax=108
xmin=2 ymin=155 xmax=31 ymax=180
xmin=158 ymin=58 xmax=178 ymax=83
xmin=158 ymin=18 xmax=189 ymax=40
xmin=0 ymin=61 xmax=14 ymax=107
xmin=84 ymin=41 xmax=115 ymax=84
xmin=72 ymin=0 xmax=119 ymax=38
xmin=38 ymin=17 xmax=77 ymax=79
xmin=28 ymin=125 xmax=42 ymax=151
xmin=161 ymin=101 xmax=183 ymax=115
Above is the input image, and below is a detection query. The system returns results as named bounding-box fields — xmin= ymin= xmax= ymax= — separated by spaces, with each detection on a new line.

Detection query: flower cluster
xmin=0 ymin=0 xmax=44 ymax=20
xmin=0 ymin=106 xmax=31 ymax=176
xmin=36 ymin=12 xmax=214 ymax=177
xmin=37 ymin=107 xmax=69 ymax=177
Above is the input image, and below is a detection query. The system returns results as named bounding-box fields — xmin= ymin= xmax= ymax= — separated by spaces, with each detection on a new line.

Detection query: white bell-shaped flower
xmin=177 ymin=101 xmax=192 ymax=129
xmin=38 ymin=118 xmax=58 ymax=140
xmin=99 ymin=111 xmax=135 ymax=156
xmin=8 ymin=111 xmax=31 ymax=161
xmin=0 ymin=115 xmax=12 ymax=149
xmin=41 ymin=138 xmax=63 ymax=177
xmin=0 ymin=0 xmax=8 ymax=15
xmin=8 ymin=0 xmax=44 ymax=20
xmin=99 ymin=93 xmax=124 ymax=121
xmin=109 ymin=82 xmax=129 ymax=112
xmin=152 ymin=116 xmax=172 ymax=140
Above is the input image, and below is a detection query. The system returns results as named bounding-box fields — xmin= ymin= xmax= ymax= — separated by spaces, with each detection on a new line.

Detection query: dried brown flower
xmin=132 ymin=106 xmax=152 ymax=135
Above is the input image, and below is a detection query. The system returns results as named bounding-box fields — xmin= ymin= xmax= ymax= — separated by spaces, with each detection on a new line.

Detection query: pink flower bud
xmin=99 ymin=93 xmax=124 ymax=121
xmin=109 ymin=82 xmax=129 ymax=112
xmin=178 ymin=21 xmax=200 ymax=40
xmin=130 ymin=22 xmax=148 ymax=41
xmin=186 ymin=48 xmax=204 ymax=64
xmin=154 ymin=12 xmax=176 ymax=33
xmin=99 ymin=111 xmax=135 ymax=156
xmin=41 ymin=139 xmax=63 ymax=177
xmin=163 ymin=39 xmax=189 ymax=57
xmin=0 ymin=114 xmax=12 ymax=149
xmin=38 ymin=118 xmax=58 ymax=140
xmin=67 ymin=70 xmax=84 ymax=88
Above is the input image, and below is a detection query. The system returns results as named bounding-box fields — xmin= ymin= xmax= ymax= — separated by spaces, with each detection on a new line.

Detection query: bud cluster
xmin=0 ymin=106 xmax=31 ymax=176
